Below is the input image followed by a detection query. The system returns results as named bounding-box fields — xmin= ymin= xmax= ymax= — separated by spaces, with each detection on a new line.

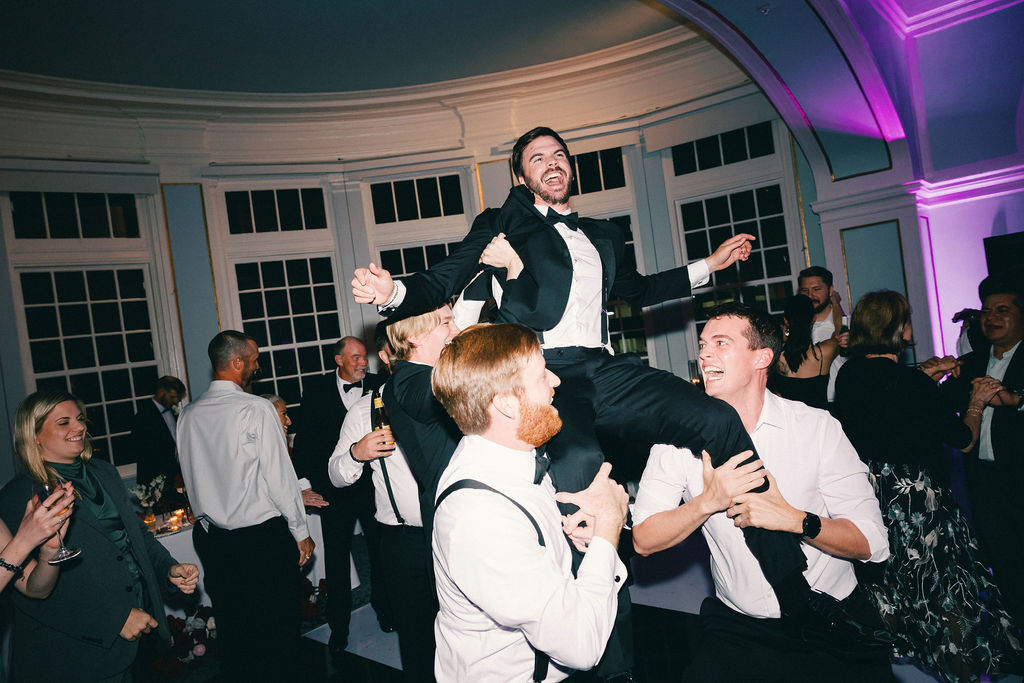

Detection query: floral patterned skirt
xmin=860 ymin=461 xmax=1022 ymax=681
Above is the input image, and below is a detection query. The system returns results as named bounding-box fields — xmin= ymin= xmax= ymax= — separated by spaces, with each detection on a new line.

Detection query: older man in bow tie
xmin=293 ymin=336 xmax=390 ymax=659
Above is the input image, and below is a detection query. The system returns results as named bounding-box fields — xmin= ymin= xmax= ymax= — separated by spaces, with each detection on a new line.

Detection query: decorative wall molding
xmin=866 ymin=0 xmax=1023 ymax=37
xmin=911 ymin=164 xmax=1024 ymax=207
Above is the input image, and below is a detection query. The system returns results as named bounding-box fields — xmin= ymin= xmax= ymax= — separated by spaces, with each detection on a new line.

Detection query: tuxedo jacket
xmin=390 ymin=184 xmax=693 ymax=333
xmin=293 ymin=370 xmax=382 ymax=503
xmin=384 ymin=360 xmax=462 ymax=532
xmin=130 ymin=398 xmax=179 ymax=488
xmin=0 ymin=460 xmax=178 ymax=681
xmin=942 ymin=342 xmax=1024 ymax=478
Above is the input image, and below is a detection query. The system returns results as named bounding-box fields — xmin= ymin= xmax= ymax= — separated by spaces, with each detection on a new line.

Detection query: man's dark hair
xmin=978 ymin=272 xmax=1024 ymax=312
xmin=332 ymin=335 xmax=364 ymax=357
xmin=798 ymin=266 xmax=834 ymax=288
xmin=156 ymin=375 xmax=186 ymax=395
xmin=707 ymin=302 xmax=782 ymax=361
xmin=373 ymin=321 xmax=390 ymax=354
xmin=510 ymin=126 xmax=570 ymax=180
xmin=208 ymin=330 xmax=256 ymax=371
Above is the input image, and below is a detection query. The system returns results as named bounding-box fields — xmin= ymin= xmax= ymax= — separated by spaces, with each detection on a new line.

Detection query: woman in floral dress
xmin=834 ymin=290 xmax=1021 ymax=681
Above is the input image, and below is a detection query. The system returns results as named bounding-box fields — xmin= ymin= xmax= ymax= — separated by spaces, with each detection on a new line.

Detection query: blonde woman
xmin=0 ymin=390 xmax=199 ymax=681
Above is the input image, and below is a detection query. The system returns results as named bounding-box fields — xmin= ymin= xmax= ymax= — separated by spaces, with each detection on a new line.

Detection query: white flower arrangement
xmin=130 ymin=474 xmax=166 ymax=508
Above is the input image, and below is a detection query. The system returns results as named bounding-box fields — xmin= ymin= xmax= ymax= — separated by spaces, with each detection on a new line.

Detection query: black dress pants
xmin=380 ymin=523 xmax=438 ymax=682
xmin=965 ymin=459 xmax=1024 ymax=625
xmin=322 ymin=474 xmax=388 ymax=641
xmin=683 ymin=596 xmax=894 ymax=682
xmin=543 ymin=348 xmax=807 ymax=603
xmin=193 ymin=517 xmax=299 ymax=683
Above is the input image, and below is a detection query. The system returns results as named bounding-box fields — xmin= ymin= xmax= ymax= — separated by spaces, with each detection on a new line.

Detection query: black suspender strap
xmin=372 ymin=388 xmax=405 ymax=526
xmin=434 ymin=478 xmax=551 ymax=682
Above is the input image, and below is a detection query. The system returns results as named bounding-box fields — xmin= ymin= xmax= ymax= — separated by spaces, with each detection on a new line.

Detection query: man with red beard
xmin=431 ymin=323 xmax=629 ymax=682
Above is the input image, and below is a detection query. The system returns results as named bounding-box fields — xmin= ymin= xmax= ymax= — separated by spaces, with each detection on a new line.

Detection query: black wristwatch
xmin=801 ymin=511 xmax=821 ymax=539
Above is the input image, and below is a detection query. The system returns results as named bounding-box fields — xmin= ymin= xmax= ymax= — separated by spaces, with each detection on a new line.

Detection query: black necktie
xmin=543 ymin=211 xmax=579 ymax=231
xmin=533 ymin=452 xmax=550 ymax=485
xmin=343 ymin=381 xmax=362 ymax=393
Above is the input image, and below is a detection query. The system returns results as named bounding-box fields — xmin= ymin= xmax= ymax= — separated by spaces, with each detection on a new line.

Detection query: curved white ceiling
xmin=0 ymin=0 xmax=684 ymax=93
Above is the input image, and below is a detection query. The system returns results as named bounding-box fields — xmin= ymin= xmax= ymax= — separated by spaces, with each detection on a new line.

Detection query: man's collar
xmin=990 ymin=338 xmax=1022 ymax=361
xmin=754 ymin=388 xmax=785 ymax=432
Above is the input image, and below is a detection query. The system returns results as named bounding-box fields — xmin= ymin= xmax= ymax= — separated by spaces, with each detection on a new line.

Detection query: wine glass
xmin=32 ymin=483 xmax=82 ymax=564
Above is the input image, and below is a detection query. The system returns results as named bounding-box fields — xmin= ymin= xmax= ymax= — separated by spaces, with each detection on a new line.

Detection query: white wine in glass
xmin=32 ymin=483 xmax=82 ymax=564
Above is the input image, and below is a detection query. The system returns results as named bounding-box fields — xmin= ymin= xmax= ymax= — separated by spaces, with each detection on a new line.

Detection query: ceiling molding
xmin=865 ymin=0 xmax=1024 ymax=37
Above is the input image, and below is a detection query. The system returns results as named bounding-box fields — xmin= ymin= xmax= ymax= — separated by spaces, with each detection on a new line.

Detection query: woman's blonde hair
xmin=12 ymin=390 xmax=92 ymax=486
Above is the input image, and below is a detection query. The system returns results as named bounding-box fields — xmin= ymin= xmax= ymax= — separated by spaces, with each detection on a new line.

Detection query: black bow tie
xmin=343 ymin=381 xmax=363 ymax=393
xmin=543 ymin=211 xmax=579 ymax=231
xmin=533 ymin=451 xmax=550 ymax=485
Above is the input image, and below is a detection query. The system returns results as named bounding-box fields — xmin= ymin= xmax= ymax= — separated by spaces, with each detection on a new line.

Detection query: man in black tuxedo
xmin=130 ymin=375 xmax=186 ymax=504
xmin=353 ymin=128 xmax=836 ymax=650
xmin=383 ymin=305 xmax=463 ymax=538
xmin=293 ymin=336 xmax=388 ymax=658
xmin=942 ymin=274 xmax=1024 ymax=623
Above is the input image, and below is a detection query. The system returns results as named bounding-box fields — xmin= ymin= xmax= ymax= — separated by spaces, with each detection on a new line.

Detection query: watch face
xmin=803 ymin=512 xmax=821 ymax=539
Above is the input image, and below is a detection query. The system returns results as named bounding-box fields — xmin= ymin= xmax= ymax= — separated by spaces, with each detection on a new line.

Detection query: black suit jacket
xmin=384 ymin=360 xmax=462 ymax=533
xmin=293 ymin=370 xmax=382 ymax=503
xmin=0 ymin=461 xmax=178 ymax=681
xmin=130 ymin=398 xmax=179 ymax=488
xmin=389 ymin=184 xmax=692 ymax=332
xmin=943 ymin=342 xmax=1024 ymax=477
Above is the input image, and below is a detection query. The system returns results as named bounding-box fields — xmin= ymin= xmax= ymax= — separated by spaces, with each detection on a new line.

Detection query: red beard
xmin=516 ymin=399 xmax=563 ymax=448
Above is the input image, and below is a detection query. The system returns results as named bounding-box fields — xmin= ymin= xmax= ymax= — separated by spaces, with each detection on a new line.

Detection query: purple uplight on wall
xmin=913 ymin=167 xmax=1024 ymax=354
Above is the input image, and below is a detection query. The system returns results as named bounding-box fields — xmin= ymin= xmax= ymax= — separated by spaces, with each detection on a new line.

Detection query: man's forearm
xmin=633 ymin=494 xmax=714 ymax=556
xmin=805 ymin=517 xmax=870 ymax=561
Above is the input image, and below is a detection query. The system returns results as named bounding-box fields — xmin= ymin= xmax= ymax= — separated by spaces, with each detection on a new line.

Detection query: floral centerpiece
xmin=130 ymin=475 xmax=165 ymax=530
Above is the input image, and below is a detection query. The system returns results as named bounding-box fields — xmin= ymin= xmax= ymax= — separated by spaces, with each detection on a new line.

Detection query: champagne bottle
xmin=372 ymin=396 xmax=393 ymax=445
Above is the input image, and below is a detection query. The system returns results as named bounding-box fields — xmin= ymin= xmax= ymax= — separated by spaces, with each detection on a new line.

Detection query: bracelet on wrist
xmin=966 ymin=407 xmax=983 ymax=417
xmin=382 ymin=286 xmax=399 ymax=309
xmin=0 ymin=557 xmax=24 ymax=574
xmin=349 ymin=444 xmax=361 ymax=463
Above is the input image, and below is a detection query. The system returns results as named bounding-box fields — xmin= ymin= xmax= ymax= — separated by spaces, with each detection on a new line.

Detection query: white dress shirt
xmin=177 ymin=380 xmax=309 ymax=541
xmin=978 ymin=339 xmax=1022 ymax=461
xmin=433 ymin=434 xmax=626 ymax=682
xmin=633 ymin=390 xmax=888 ymax=619
xmin=388 ymin=207 xmax=711 ymax=350
xmin=336 ymin=371 xmax=364 ymax=411
xmin=811 ymin=316 xmax=836 ymax=344
xmin=328 ymin=389 xmax=423 ymax=527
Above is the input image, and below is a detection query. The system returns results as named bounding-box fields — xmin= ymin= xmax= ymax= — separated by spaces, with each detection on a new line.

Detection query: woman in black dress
xmin=834 ymin=290 xmax=1021 ymax=681
xmin=768 ymin=294 xmax=839 ymax=409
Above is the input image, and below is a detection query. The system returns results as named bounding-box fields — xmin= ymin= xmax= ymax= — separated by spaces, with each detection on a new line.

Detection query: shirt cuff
xmin=289 ymin=519 xmax=310 ymax=542
xmin=689 ymin=259 xmax=710 ymax=289
xmin=378 ymin=280 xmax=406 ymax=312
xmin=296 ymin=477 xmax=311 ymax=491
xmin=847 ymin=517 xmax=890 ymax=563
xmin=577 ymin=536 xmax=627 ymax=587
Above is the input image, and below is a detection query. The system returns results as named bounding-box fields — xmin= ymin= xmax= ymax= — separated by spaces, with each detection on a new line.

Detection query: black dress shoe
xmin=377 ymin=615 xmax=395 ymax=633
xmin=328 ymin=633 xmax=348 ymax=662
